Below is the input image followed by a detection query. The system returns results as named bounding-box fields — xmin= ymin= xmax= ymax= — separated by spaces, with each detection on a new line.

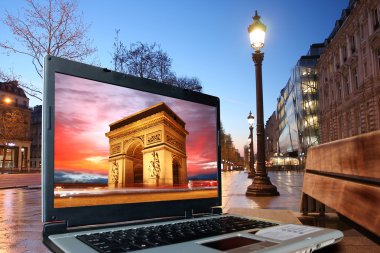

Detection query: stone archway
xmin=125 ymin=139 xmax=143 ymax=185
xmin=106 ymin=102 xmax=189 ymax=188
xmin=133 ymin=164 xmax=143 ymax=184
xmin=172 ymin=158 xmax=180 ymax=185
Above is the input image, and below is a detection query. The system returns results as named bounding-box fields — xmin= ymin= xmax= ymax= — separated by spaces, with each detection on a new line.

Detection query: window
xmin=377 ymin=48 xmax=380 ymax=71
xmin=342 ymin=45 xmax=347 ymax=62
xmin=360 ymin=23 xmax=365 ymax=39
xmin=347 ymin=112 xmax=352 ymax=137
xmin=335 ymin=54 xmax=340 ymax=69
xmin=353 ymin=67 xmax=358 ymax=89
xmin=345 ymin=78 xmax=350 ymax=96
xmin=373 ymin=8 xmax=379 ymax=31
xmin=364 ymin=61 xmax=368 ymax=77
xmin=351 ymin=35 xmax=356 ymax=53
xmin=338 ymin=82 xmax=342 ymax=100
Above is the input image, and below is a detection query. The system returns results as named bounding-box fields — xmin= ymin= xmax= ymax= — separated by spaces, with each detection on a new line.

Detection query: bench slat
xmin=303 ymin=173 xmax=380 ymax=236
xmin=305 ymin=130 xmax=380 ymax=180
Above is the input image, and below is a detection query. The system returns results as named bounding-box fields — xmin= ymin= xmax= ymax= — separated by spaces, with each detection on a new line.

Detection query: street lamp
xmin=3 ymin=97 xmax=12 ymax=104
xmin=246 ymin=11 xmax=279 ymax=196
xmin=247 ymin=111 xmax=255 ymax=178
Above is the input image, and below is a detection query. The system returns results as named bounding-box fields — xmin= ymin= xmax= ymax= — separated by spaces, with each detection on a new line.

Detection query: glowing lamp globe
xmin=248 ymin=11 xmax=266 ymax=52
xmin=247 ymin=111 xmax=254 ymax=126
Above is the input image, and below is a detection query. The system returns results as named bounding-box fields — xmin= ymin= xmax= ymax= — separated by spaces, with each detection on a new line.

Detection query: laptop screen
xmin=53 ymin=72 xmax=218 ymax=208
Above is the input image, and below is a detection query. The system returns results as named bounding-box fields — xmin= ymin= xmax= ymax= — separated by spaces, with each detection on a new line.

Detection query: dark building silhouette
xmin=30 ymin=105 xmax=42 ymax=171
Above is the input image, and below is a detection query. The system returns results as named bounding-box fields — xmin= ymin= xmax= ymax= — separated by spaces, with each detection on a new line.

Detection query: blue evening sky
xmin=0 ymin=0 xmax=348 ymax=155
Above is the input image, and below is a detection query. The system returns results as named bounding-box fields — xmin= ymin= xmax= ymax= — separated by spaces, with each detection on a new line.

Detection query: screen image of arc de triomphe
xmin=105 ymin=102 xmax=189 ymax=188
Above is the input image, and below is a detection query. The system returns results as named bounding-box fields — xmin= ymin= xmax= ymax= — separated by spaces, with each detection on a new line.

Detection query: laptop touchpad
xmin=202 ymin=236 xmax=278 ymax=251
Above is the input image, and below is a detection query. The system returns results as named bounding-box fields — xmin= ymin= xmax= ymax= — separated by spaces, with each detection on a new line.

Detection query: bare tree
xmin=219 ymin=123 xmax=243 ymax=170
xmin=112 ymin=30 xmax=202 ymax=92
xmin=173 ymin=76 xmax=202 ymax=92
xmin=112 ymin=29 xmax=125 ymax=73
xmin=113 ymin=37 xmax=174 ymax=82
xmin=1 ymin=0 xmax=96 ymax=99
xmin=126 ymin=42 xmax=164 ymax=79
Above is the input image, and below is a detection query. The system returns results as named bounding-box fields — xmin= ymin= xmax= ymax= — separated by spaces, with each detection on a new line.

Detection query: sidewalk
xmin=0 ymin=173 xmax=41 ymax=189
xmin=222 ymin=170 xmax=304 ymax=212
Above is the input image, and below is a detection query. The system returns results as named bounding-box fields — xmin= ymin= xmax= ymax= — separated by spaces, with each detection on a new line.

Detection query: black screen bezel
xmin=42 ymin=56 xmax=221 ymax=227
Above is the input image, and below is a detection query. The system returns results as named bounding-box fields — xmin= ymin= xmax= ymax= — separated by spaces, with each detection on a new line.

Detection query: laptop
xmin=42 ymin=55 xmax=343 ymax=253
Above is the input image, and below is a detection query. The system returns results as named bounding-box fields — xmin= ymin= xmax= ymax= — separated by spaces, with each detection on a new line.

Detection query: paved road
xmin=0 ymin=173 xmax=41 ymax=189
xmin=0 ymin=171 xmax=304 ymax=253
xmin=0 ymin=188 xmax=47 ymax=253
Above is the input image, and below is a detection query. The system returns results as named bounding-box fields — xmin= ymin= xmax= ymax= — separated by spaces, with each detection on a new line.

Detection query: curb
xmin=0 ymin=185 xmax=42 ymax=190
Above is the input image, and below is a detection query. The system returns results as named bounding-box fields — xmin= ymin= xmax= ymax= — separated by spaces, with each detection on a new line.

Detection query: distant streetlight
xmin=3 ymin=97 xmax=12 ymax=104
xmin=246 ymin=11 xmax=279 ymax=196
xmin=247 ymin=111 xmax=255 ymax=178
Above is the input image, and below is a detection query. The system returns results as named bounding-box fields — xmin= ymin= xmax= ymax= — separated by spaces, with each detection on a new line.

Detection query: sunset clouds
xmin=54 ymin=73 xmax=218 ymax=181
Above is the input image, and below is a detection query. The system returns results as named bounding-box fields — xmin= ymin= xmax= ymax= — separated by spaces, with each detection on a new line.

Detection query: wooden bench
xmin=301 ymin=130 xmax=380 ymax=240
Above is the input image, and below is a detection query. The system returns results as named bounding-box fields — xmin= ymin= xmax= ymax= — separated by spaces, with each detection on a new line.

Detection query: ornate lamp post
xmin=246 ymin=11 xmax=279 ymax=196
xmin=247 ymin=111 xmax=255 ymax=178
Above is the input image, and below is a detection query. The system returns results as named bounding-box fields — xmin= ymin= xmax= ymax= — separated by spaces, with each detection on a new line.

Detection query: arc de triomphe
xmin=105 ymin=102 xmax=188 ymax=188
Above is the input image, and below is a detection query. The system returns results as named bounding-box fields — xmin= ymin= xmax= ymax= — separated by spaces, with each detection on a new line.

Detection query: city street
xmin=1 ymin=1 xmax=380 ymax=252
xmin=0 ymin=171 xmax=304 ymax=252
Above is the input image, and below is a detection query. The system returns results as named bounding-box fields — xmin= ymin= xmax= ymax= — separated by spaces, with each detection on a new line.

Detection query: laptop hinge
xmin=185 ymin=209 xmax=193 ymax=219
xmin=43 ymin=221 xmax=68 ymax=236
xmin=185 ymin=207 xmax=222 ymax=219
xmin=211 ymin=206 xmax=222 ymax=215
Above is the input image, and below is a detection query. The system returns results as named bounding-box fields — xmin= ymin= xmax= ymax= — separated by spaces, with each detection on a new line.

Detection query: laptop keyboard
xmin=76 ymin=216 xmax=277 ymax=253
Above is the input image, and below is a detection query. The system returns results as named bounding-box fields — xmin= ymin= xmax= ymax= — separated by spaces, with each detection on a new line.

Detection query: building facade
xmin=264 ymin=111 xmax=279 ymax=161
xmin=277 ymin=44 xmax=324 ymax=162
xmin=318 ymin=0 xmax=380 ymax=143
xmin=0 ymin=81 xmax=32 ymax=172
xmin=30 ymin=105 xmax=42 ymax=171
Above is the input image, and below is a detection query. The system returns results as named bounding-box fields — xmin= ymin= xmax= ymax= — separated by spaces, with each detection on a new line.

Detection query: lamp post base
xmin=246 ymin=174 xmax=279 ymax=196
